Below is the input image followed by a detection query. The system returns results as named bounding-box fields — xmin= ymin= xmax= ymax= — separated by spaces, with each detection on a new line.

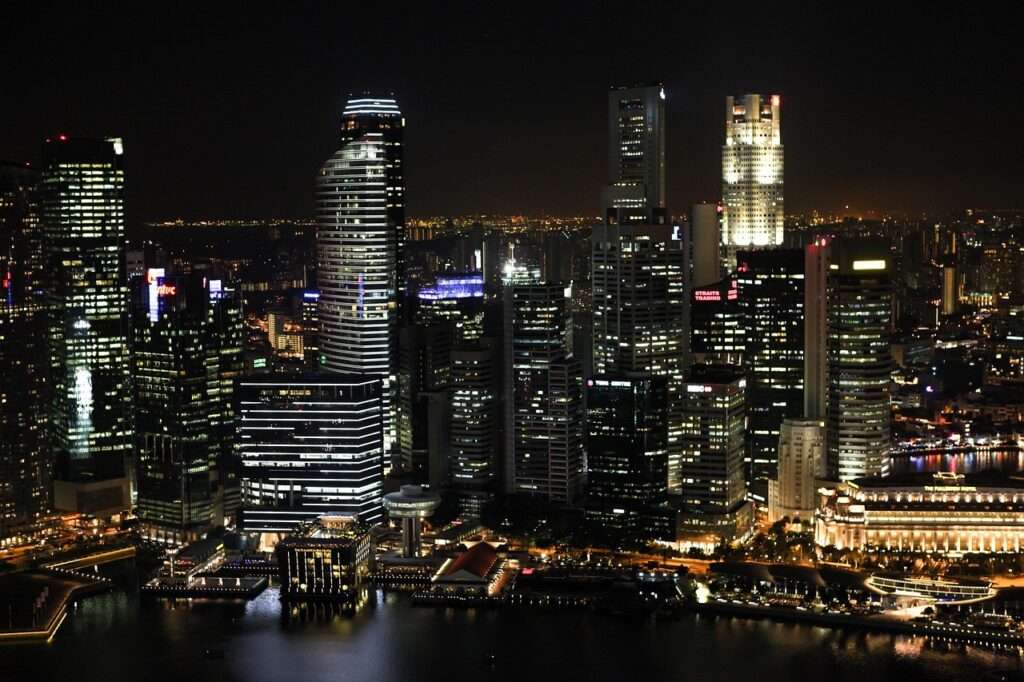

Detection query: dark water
xmin=3 ymin=576 xmax=1023 ymax=681
xmin=3 ymin=449 xmax=1023 ymax=682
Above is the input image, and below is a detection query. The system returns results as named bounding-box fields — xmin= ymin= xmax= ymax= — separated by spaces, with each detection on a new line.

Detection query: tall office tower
xmin=678 ymin=364 xmax=749 ymax=540
xmin=942 ymin=260 xmax=959 ymax=316
xmin=132 ymin=271 xmax=244 ymax=544
xmin=449 ymin=339 xmax=498 ymax=518
xmin=827 ymin=239 xmax=894 ymax=481
xmin=239 ymin=376 xmax=384 ymax=533
xmin=397 ymin=323 xmax=451 ymax=480
xmin=503 ymin=281 xmax=584 ymax=504
xmin=721 ymin=94 xmax=784 ymax=267
xmin=804 ymin=239 xmax=829 ymax=420
xmin=591 ymin=224 xmax=688 ymax=491
xmin=735 ymin=249 xmax=805 ymax=487
xmin=690 ymin=277 xmax=745 ymax=365
xmin=316 ymin=94 xmax=404 ymax=456
xmin=691 ymin=203 xmax=722 ymax=288
xmin=301 ymin=289 xmax=320 ymax=370
xmin=0 ymin=162 xmax=49 ymax=543
xmin=415 ymin=273 xmax=485 ymax=344
xmin=41 ymin=137 xmax=132 ymax=517
xmin=585 ymin=375 xmax=670 ymax=541
xmin=767 ymin=419 xmax=824 ymax=524
xmin=602 ymin=83 xmax=666 ymax=223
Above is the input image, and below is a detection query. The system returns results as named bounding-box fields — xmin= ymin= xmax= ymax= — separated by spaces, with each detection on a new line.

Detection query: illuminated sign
xmin=156 ymin=284 xmax=176 ymax=296
xmin=852 ymin=259 xmax=887 ymax=271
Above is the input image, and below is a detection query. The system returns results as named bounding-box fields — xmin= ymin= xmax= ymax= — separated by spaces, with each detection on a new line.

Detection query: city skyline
xmin=2 ymin=6 xmax=1022 ymax=221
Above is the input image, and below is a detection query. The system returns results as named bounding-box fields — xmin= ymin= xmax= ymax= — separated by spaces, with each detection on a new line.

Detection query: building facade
xmin=239 ymin=376 xmax=384 ymax=532
xmin=721 ymin=94 xmax=784 ymax=265
xmin=827 ymin=238 xmax=894 ymax=480
xmin=449 ymin=339 xmax=498 ymax=517
xmin=736 ymin=249 xmax=805 ymax=486
xmin=768 ymin=419 xmax=824 ymax=524
xmin=42 ymin=136 xmax=133 ymax=517
xmin=316 ymin=95 xmax=404 ymax=455
xmin=503 ymin=282 xmax=584 ymax=504
xmin=602 ymin=83 xmax=665 ymax=222
xmin=816 ymin=473 xmax=1024 ymax=554
xmin=0 ymin=162 xmax=49 ymax=543
xmin=132 ymin=271 xmax=244 ymax=544
xmin=678 ymin=365 xmax=749 ymax=539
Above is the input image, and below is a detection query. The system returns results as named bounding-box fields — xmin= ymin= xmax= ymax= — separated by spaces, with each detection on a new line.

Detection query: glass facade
xmin=42 ymin=137 xmax=133 ymax=515
xmin=316 ymin=95 xmax=403 ymax=457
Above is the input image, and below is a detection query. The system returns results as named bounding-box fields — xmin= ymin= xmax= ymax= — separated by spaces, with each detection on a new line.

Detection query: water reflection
xmin=891 ymin=449 xmax=1024 ymax=476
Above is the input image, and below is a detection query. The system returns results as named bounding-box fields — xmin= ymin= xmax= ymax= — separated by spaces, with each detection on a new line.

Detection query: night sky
xmin=4 ymin=3 xmax=1022 ymax=222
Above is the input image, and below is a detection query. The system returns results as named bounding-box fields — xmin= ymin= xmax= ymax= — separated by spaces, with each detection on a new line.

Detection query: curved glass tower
xmin=316 ymin=95 xmax=404 ymax=455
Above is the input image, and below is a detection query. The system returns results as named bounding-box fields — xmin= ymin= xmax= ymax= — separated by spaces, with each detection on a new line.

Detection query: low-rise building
xmin=816 ymin=472 xmax=1024 ymax=554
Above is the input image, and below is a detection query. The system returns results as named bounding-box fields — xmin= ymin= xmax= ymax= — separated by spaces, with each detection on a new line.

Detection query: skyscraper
xmin=735 ymin=249 xmax=805 ymax=487
xmin=593 ymin=83 xmax=688 ymax=492
xmin=691 ymin=202 xmax=722 ymax=288
xmin=678 ymin=364 xmax=750 ymax=541
xmin=827 ymin=238 xmax=894 ymax=480
xmin=449 ymin=339 xmax=498 ymax=517
xmin=721 ymin=94 xmax=784 ymax=266
xmin=585 ymin=375 xmax=672 ymax=541
xmin=42 ymin=136 xmax=132 ymax=517
xmin=602 ymin=83 xmax=666 ymax=223
xmin=239 ymin=376 xmax=384 ymax=532
xmin=804 ymin=238 xmax=829 ymax=420
xmin=132 ymin=271 xmax=244 ymax=544
xmin=316 ymin=94 xmax=404 ymax=456
xmin=504 ymin=281 xmax=584 ymax=504
xmin=0 ymin=161 xmax=49 ymax=543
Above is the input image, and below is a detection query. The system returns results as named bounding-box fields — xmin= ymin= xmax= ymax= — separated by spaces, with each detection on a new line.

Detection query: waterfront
xmin=4 ymin=449 xmax=1024 ymax=681
xmin=2 ymin=581 xmax=1023 ymax=682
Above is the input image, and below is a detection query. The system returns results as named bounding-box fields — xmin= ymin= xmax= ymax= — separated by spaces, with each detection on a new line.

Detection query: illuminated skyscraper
xmin=767 ymin=419 xmax=824 ymax=524
xmin=316 ymin=94 xmax=404 ymax=457
xmin=449 ymin=339 xmax=498 ymax=518
xmin=132 ymin=271 xmax=244 ymax=544
xmin=735 ymin=249 xmax=804 ymax=486
xmin=0 ymin=162 xmax=49 ymax=543
xmin=42 ymin=137 xmax=132 ymax=517
xmin=827 ymin=239 xmax=894 ymax=480
xmin=504 ymin=281 xmax=584 ymax=504
xmin=678 ymin=364 xmax=750 ymax=540
xmin=239 ymin=376 xmax=384 ymax=532
xmin=602 ymin=83 xmax=666 ymax=223
xmin=594 ymin=83 xmax=688 ymax=492
xmin=721 ymin=94 xmax=783 ymax=265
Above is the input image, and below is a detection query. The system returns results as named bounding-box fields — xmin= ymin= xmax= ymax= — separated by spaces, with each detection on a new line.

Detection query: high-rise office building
xmin=721 ymin=94 xmax=784 ymax=266
xmin=767 ymin=419 xmax=825 ymax=524
xmin=301 ymin=289 xmax=320 ymax=370
xmin=239 ymin=376 xmax=384 ymax=532
xmin=415 ymin=273 xmax=485 ymax=344
xmin=449 ymin=339 xmax=498 ymax=518
xmin=691 ymin=203 xmax=722 ymax=288
xmin=41 ymin=136 xmax=132 ymax=517
xmin=397 ymin=322 xmax=451 ymax=481
xmin=316 ymin=94 xmax=404 ymax=455
xmin=594 ymin=85 xmax=688 ymax=493
xmin=690 ymin=277 xmax=745 ymax=365
xmin=602 ymin=83 xmax=666 ymax=223
xmin=585 ymin=375 xmax=675 ymax=541
xmin=132 ymin=271 xmax=243 ymax=544
xmin=804 ymin=239 xmax=829 ymax=420
xmin=0 ymin=162 xmax=49 ymax=543
xmin=736 ymin=249 xmax=805 ymax=486
xmin=504 ymin=282 xmax=584 ymax=504
xmin=678 ymin=364 xmax=749 ymax=540
xmin=827 ymin=239 xmax=894 ymax=480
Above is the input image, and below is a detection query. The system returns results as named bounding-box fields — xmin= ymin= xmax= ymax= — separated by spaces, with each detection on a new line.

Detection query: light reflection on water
xmin=891 ymin=449 xmax=1024 ymax=476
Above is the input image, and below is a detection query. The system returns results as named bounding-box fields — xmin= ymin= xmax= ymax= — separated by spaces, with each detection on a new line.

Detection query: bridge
xmin=42 ymin=545 xmax=137 ymax=571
